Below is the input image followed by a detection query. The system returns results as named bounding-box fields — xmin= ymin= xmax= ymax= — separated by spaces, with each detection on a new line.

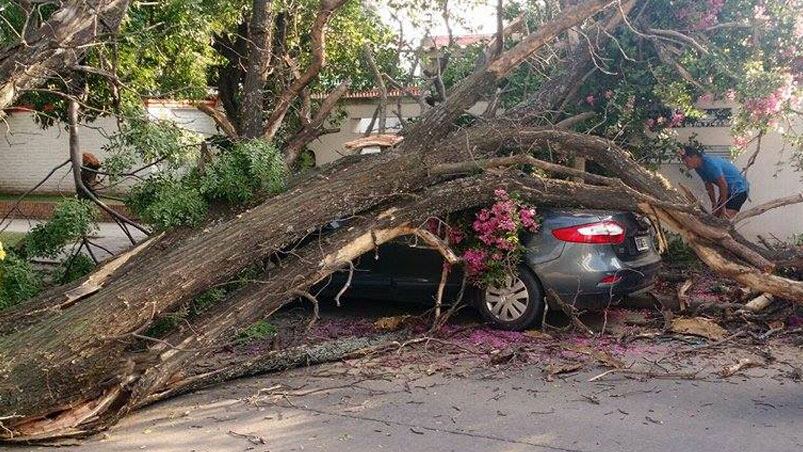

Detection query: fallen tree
xmin=0 ymin=0 xmax=802 ymax=442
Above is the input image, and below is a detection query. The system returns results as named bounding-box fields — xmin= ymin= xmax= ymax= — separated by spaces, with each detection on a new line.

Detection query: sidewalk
xmin=2 ymin=219 xmax=147 ymax=258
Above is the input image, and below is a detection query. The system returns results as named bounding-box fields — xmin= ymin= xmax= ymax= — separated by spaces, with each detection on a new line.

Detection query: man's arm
xmin=714 ymin=176 xmax=729 ymax=216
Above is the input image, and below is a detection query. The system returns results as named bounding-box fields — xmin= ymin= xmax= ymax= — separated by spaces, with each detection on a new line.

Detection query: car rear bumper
xmin=543 ymin=259 xmax=662 ymax=311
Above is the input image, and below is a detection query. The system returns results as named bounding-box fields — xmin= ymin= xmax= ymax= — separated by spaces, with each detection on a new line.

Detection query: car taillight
xmin=599 ymin=274 xmax=623 ymax=285
xmin=552 ymin=221 xmax=626 ymax=245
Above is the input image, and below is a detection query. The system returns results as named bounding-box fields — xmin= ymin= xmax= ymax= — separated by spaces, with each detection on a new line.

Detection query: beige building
xmin=1 ymin=95 xmax=800 ymax=242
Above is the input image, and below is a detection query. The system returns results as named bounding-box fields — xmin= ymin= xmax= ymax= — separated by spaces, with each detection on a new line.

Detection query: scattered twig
xmin=588 ymin=367 xmax=700 ymax=382
xmin=676 ymin=279 xmax=692 ymax=312
xmin=740 ymin=293 xmax=774 ymax=313
xmin=227 ymin=430 xmax=267 ymax=445
xmin=547 ymin=289 xmax=594 ymax=336
xmin=434 ymin=263 xmax=449 ymax=320
xmin=334 ymin=261 xmax=354 ymax=307
xmin=292 ymin=289 xmax=320 ymax=330
xmin=719 ymin=358 xmax=759 ymax=378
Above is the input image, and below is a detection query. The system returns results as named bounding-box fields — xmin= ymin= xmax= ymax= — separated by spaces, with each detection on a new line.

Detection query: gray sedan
xmin=322 ymin=209 xmax=661 ymax=330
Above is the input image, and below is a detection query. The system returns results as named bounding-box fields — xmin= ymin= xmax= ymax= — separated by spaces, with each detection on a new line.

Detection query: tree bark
xmin=0 ymin=0 xmax=131 ymax=111
xmin=240 ymin=0 xmax=274 ymax=139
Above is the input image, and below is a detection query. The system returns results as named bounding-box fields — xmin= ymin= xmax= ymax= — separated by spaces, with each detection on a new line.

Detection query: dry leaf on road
xmin=670 ymin=317 xmax=727 ymax=340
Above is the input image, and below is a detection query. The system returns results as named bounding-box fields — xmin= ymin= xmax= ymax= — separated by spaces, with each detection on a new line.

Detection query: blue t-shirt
xmin=695 ymin=155 xmax=749 ymax=195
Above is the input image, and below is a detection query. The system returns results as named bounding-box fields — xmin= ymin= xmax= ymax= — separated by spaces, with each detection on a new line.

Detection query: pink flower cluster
xmin=463 ymin=248 xmax=488 ymax=275
xmin=644 ymin=111 xmax=685 ymax=130
xmin=695 ymin=0 xmax=725 ymax=29
xmin=733 ymin=134 xmax=752 ymax=150
xmin=742 ymin=76 xmax=797 ymax=122
xmin=461 ymin=189 xmax=540 ymax=280
xmin=584 ymin=90 xmax=614 ymax=107
xmin=698 ymin=92 xmax=714 ymax=103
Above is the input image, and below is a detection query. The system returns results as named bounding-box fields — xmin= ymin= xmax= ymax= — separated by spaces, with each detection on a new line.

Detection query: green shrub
xmin=665 ymin=233 xmax=700 ymax=267
xmin=126 ymin=140 xmax=286 ymax=230
xmin=127 ymin=174 xmax=208 ymax=229
xmin=58 ymin=253 xmax=95 ymax=284
xmin=24 ymin=199 xmax=97 ymax=258
xmin=200 ymin=139 xmax=286 ymax=204
xmin=0 ymin=252 xmax=42 ymax=310
xmin=191 ymin=287 xmax=227 ymax=315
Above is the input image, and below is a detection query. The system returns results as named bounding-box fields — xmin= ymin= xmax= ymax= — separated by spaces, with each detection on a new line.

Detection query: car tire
xmin=475 ymin=266 xmax=545 ymax=331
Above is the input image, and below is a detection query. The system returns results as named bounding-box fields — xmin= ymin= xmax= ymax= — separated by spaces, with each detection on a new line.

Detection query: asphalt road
xmin=30 ymin=343 xmax=802 ymax=452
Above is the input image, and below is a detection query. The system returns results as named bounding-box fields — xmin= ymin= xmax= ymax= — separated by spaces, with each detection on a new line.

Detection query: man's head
xmin=680 ymin=146 xmax=704 ymax=169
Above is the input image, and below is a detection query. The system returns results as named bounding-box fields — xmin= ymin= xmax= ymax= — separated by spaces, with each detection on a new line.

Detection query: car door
xmin=317 ymin=220 xmax=392 ymax=299
xmin=380 ymin=236 xmax=466 ymax=302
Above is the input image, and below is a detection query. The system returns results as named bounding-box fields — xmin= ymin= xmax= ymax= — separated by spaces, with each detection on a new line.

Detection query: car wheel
xmin=476 ymin=266 xmax=544 ymax=331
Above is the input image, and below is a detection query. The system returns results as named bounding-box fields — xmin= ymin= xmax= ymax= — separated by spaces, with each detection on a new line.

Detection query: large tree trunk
xmin=0 ymin=0 xmax=131 ymax=111
xmin=239 ymin=0 xmax=275 ymax=139
xmin=0 ymin=0 xmax=800 ymax=443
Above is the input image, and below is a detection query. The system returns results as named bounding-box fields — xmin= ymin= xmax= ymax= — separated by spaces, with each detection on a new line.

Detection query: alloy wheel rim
xmin=485 ymin=275 xmax=529 ymax=322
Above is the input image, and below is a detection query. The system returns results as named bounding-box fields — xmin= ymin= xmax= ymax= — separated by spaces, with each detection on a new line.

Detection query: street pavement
xmin=29 ymin=339 xmax=802 ymax=452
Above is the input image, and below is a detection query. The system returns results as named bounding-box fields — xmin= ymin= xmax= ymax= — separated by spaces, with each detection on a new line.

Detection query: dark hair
xmin=682 ymin=145 xmax=704 ymax=158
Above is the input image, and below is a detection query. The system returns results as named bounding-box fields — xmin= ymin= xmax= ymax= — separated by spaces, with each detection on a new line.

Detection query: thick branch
xmin=68 ymin=99 xmax=148 ymax=236
xmin=195 ymin=103 xmax=239 ymax=139
xmin=283 ymin=79 xmax=350 ymax=166
xmin=262 ymin=0 xmax=347 ymax=140
xmin=732 ymin=193 xmax=803 ymax=224
xmin=652 ymin=207 xmax=803 ymax=301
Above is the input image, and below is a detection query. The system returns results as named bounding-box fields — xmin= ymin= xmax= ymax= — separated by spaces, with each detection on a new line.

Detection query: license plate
xmin=634 ymin=236 xmax=650 ymax=251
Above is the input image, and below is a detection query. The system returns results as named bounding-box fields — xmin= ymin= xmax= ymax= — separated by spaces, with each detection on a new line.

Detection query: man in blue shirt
xmin=680 ymin=146 xmax=750 ymax=219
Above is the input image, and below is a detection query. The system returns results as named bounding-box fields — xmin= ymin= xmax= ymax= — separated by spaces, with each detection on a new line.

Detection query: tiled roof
xmin=312 ymin=87 xmax=421 ymax=100
xmin=144 ymin=98 xmax=216 ymax=108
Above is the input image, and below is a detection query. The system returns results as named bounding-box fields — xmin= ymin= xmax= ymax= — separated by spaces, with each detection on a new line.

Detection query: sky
xmin=375 ymin=0 xmax=500 ymax=44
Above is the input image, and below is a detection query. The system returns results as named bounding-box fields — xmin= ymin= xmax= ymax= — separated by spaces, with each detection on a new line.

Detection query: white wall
xmin=0 ymin=114 xmax=119 ymax=193
xmin=0 ymin=105 xmax=216 ymax=194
